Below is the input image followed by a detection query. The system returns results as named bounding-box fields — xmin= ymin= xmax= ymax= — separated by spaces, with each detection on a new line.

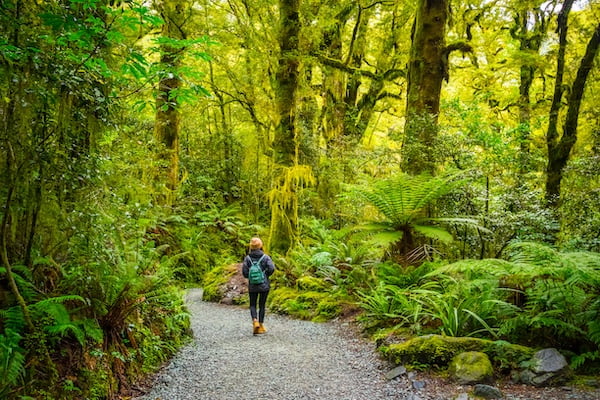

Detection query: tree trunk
xmin=320 ymin=3 xmax=350 ymax=146
xmin=153 ymin=0 xmax=191 ymax=206
xmin=545 ymin=0 xmax=599 ymax=207
xmin=403 ymin=0 xmax=449 ymax=175
xmin=270 ymin=0 xmax=302 ymax=253
xmin=512 ymin=5 xmax=548 ymax=172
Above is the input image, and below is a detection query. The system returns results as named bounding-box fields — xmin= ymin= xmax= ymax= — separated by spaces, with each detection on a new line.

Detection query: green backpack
xmin=247 ymin=255 xmax=266 ymax=285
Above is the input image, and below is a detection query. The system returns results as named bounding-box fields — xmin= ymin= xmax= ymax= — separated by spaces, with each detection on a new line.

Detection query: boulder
xmin=448 ymin=351 xmax=494 ymax=384
xmin=518 ymin=348 xmax=572 ymax=387
xmin=532 ymin=348 xmax=568 ymax=374
xmin=380 ymin=334 xmax=533 ymax=370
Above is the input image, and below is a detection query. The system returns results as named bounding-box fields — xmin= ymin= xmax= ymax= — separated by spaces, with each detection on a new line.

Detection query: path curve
xmin=134 ymin=289 xmax=414 ymax=400
xmin=134 ymin=289 xmax=600 ymax=400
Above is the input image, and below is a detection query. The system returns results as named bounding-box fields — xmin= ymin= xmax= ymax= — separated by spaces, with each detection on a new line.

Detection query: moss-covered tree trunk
xmin=402 ymin=0 xmax=449 ymax=175
xmin=270 ymin=0 xmax=302 ymax=253
xmin=545 ymin=0 xmax=600 ymax=208
xmin=512 ymin=6 xmax=546 ymax=172
xmin=153 ymin=0 xmax=191 ymax=206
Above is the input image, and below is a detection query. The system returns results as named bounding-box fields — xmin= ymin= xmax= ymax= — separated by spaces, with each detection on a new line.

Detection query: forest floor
xmin=131 ymin=288 xmax=600 ymax=400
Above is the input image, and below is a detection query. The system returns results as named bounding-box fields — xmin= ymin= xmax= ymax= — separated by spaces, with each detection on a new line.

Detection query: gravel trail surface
xmin=135 ymin=289 xmax=406 ymax=400
xmin=134 ymin=289 xmax=600 ymax=400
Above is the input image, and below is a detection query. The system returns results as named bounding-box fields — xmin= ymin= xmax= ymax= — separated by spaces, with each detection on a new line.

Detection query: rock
xmin=473 ymin=384 xmax=503 ymax=399
xmin=385 ymin=365 xmax=407 ymax=380
xmin=584 ymin=378 xmax=600 ymax=388
xmin=509 ymin=369 xmax=521 ymax=383
xmin=412 ymin=380 xmax=426 ymax=390
xmin=448 ymin=351 xmax=494 ymax=385
xmin=517 ymin=369 xmax=536 ymax=384
xmin=380 ymin=334 xmax=533 ymax=369
xmin=532 ymin=348 xmax=568 ymax=374
xmin=519 ymin=348 xmax=572 ymax=387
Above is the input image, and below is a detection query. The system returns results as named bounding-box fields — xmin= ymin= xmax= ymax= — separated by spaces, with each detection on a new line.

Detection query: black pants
xmin=249 ymin=291 xmax=269 ymax=323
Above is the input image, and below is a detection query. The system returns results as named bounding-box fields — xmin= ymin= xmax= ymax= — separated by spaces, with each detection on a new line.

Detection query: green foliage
xmin=1 ymin=0 xmax=599 ymax=394
xmin=358 ymin=263 xmax=517 ymax=338
xmin=359 ymin=242 xmax=600 ymax=371
xmin=0 ymin=330 xmax=25 ymax=397
xmin=268 ymin=287 xmax=344 ymax=322
xmin=202 ymin=264 xmax=237 ymax=302
xmin=351 ymin=172 xmax=481 ymax=264
xmin=560 ymin=154 xmax=600 ymax=251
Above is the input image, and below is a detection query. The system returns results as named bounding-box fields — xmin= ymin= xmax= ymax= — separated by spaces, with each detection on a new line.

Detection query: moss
xmin=296 ymin=275 xmax=331 ymax=291
xmin=381 ymin=334 xmax=534 ymax=370
xmin=448 ymin=351 xmax=494 ymax=384
xmin=314 ymin=296 xmax=343 ymax=322
xmin=202 ymin=264 xmax=235 ymax=302
xmin=268 ymin=287 xmax=343 ymax=322
xmin=483 ymin=340 xmax=534 ymax=371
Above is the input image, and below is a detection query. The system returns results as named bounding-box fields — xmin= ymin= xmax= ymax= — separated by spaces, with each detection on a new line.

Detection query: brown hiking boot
xmin=253 ymin=319 xmax=260 ymax=334
xmin=257 ymin=323 xmax=267 ymax=334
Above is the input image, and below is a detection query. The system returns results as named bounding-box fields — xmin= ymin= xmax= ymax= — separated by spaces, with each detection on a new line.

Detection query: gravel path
xmin=135 ymin=289 xmax=407 ymax=400
xmin=134 ymin=289 xmax=600 ymax=400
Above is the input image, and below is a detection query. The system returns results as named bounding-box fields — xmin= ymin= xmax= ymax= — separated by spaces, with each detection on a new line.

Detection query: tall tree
xmin=510 ymin=1 xmax=554 ymax=171
xmin=402 ymin=0 xmax=450 ymax=174
xmin=153 ymin=0 xmax=193 ymax=205
xmin=402 ymin=0 xmax=472 ymax=174
xmin=269 ymin=0 xmax=308 ymax=252
xmin=545 ymin=1 xmax=600 ymax=207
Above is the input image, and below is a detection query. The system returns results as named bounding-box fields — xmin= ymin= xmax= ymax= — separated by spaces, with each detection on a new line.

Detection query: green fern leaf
xmin=413 ymin=224 xmax=453 ymax=243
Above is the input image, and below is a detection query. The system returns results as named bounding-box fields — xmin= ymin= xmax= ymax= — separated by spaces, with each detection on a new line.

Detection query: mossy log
xmin=380 ymin=334 xmax=534 ymax=370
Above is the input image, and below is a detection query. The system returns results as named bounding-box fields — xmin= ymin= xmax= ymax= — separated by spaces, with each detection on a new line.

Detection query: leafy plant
xmin=0 ymin=329 xmax=25 ymax=397
xmin=352 ymin=173 xmax=480 ymax=265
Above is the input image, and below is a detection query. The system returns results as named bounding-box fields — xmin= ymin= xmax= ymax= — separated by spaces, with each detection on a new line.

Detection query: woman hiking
xmin=242 ymin=237 xmax=275 ymax=334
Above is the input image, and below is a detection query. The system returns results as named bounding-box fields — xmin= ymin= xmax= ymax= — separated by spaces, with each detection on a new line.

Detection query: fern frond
xmin=570 ymin=351 xmax=600 ymax=370
xmin=0 ymin=330 xmax=25 ymax=389
xmin=503 ymin=242 xmax=562 ymax=266
xmin=588 ymin=320 xmax=600 ymax=345
xmin=45 ymin=323 xmax=86 ymax=345
xmin=0 ymin=307 xmax=26 ymax=332
xmin=413 ymin=224 xmax=453 ymax=243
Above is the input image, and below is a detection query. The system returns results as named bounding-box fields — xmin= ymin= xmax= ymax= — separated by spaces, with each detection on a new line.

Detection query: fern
xmin=571 ymin=350 xmax=600 ymax=370
xmin=352 ymin=172 xmax=481 ymax=263
xmin=0 ymin=330 xmax=25 ymax=395
xmin=358 ymin=173 xmax=467 ymax=226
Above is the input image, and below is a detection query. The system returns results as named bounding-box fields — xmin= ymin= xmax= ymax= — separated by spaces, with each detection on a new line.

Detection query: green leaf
xmin=413 ymin=224 xmax=453 ymax=243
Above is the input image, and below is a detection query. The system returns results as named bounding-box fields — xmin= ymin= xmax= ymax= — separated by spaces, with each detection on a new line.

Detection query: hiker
xmin=242 ymin=237 xmax=275 ymax=334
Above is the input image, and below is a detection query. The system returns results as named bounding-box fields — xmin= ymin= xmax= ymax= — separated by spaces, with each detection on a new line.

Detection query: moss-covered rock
xmin=268 ymin=287 xmax=343 ymax=322
xmin=381 ymin=335 xmax=487 ymax=368
xmin=448 ymin=351 xmax=494 ymax=384
xmin=483 ymin=340 xmax=534 ymax=372
xmin=202 ymin=264 xmax=237 ymax=302
xmin=380 ymin=334 xmax=534 ymax=371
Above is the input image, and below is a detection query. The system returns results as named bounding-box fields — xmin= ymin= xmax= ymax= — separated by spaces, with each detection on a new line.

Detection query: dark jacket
xmin=242 ymin=249 xmax=275 ymax=293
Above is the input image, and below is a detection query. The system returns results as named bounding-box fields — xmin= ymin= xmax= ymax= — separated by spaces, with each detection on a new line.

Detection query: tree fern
xmin=358 ymin=173 xmax=467 ymax=226
xmin=352 ymin=172 xmax=479 ymax=264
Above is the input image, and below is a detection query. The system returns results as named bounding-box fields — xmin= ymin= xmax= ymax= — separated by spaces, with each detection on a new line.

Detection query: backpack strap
xmin=255 ymin=254 xmax=266 ymax=268
xmin=247 ymin=254 xmax=266 ymax=267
